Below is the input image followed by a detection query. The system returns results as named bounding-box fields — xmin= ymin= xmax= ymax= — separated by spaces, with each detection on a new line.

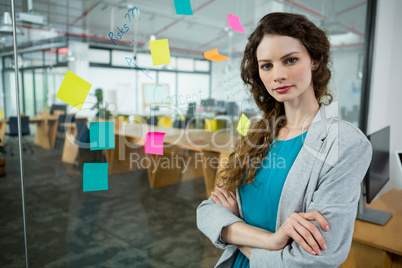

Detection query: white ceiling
xmin=0 ymin=0 xmax=368 ymax=57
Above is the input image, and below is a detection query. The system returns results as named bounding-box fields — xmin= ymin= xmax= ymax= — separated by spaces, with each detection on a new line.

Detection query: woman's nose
xmin=273 ymin=66 xmax=287 ymax=83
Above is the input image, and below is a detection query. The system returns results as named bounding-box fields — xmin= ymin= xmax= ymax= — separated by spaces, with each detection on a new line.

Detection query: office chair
xmin=173 ymin=119 xmax=186 ymax=129
xmin=74 ymin=122 xmax=102 ymax=166
xmin=55 ymin=114 xmax=75 ymax=146
xmin=50 ymin=104 xmax=67 ymax=115
xmin=5 ymin=116 xmax=34 ymax=156
xmin=147 ymin=116 xmax=159 ymax=126
xmin=184 ymin=102 xmax=197 ymax=128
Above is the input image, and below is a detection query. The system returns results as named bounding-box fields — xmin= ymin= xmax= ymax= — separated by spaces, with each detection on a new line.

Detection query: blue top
xmin=232 ymin=130 xmax=308 ymax=268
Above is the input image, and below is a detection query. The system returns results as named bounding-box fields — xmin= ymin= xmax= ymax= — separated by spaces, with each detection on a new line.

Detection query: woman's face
xmin=256 ymin=34 xmax=317 ymax=103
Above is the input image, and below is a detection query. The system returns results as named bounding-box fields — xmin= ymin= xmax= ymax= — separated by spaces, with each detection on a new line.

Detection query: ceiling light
xmin=0 ymin=12 xmax=23 ymax=35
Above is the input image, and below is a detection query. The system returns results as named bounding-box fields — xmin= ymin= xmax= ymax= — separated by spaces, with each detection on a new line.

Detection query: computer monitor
xmin=356 ymin=126 xmax=392 ymax=225
xmin=366 ymin=126 xmax=390 ymax=203
xmin=397 ymin=151 xmax=402 ymax=177
xmin=186 ymin=102 xmax=196 ymax=116
xmin=226 ymin=102 xmax=238 ymax=116
xmin=202 ymin=98 xmax=215 ymax=107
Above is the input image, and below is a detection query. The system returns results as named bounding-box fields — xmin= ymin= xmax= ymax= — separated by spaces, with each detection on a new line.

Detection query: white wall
xmin=367 ymin=0 xmax=402 ymax=197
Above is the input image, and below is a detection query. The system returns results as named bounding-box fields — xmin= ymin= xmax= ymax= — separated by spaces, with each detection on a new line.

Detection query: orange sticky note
xmin=145 ymin=132 xmax=165 ymax=155
xmin=56 ymin=70 xmax=92 ymax=110
xmin=204 ymin=48 xmax=229 ymax=62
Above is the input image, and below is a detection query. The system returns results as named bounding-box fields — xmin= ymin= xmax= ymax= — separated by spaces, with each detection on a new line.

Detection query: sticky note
xmin=89 ymin=122 xmax=115 ymax=150
xmin=145 ymin=132 xmax=165 ymax=155
xmin=174 ymin=0 xmax=193 ymax=15
xmin=236 ymin=113 xmax=251 ymax=136
xmin=56 ymin=70 xmax=92 ymax=110
xmin=227 ymin=14 xmax=245 ymax=33
xmin=150 ymin=39 xmax=171 ymax=66
xmin=204 ymin=48 xmax=229 ymax=62
xmin=83 ymin=163 xmax=108 ymax=192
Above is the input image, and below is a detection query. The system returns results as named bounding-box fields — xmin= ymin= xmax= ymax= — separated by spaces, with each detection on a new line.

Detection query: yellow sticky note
xmin=236 ymin=113 xmax=251 ymax=136
xmin=150 ymin=39 xmax=171 ymax=66
xmin=56 ymin=70 xmax=92 ymax=110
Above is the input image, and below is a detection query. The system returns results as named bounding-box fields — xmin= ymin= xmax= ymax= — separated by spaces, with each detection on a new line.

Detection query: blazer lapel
xmin=275 ymin=104 xmax=335 ymax=229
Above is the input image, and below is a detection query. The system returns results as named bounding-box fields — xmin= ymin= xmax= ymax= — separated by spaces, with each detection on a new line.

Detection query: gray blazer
xmin=196 ymin=104 xmax=373 ymax=268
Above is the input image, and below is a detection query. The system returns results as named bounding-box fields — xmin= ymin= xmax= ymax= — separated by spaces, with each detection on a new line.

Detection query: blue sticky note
xmin=89 ymin=122 xmax=115 ymax=150
xmin=174 ymin=0 xmax=193 ymax=15
xmin=83 ymin=163 xmax=108 ymax=192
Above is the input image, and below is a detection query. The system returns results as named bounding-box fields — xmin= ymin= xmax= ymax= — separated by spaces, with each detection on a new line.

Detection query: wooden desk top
xmin=30 ymin=115 xmax=58 ymax=122
xmin=116 ymin=122 xmax=235 ymax=153
xmin=0 ymin=116 xmax=58 ymax=123
xmin=353 ymin=189 xmax=402 ymax=255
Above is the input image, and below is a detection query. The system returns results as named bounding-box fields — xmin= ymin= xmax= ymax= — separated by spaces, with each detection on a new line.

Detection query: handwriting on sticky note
xmin=56 ymin=70 xmax=92 ymax=110
xmin=236 ymin=113 xmax=251 ymax=136
xmin=83 ymin=163 xmax=109 ymax=192
xmin=204 ymin=49 xmax=229 ymax=62
xmin=174 ymin=0 xmax=193 ymax=15
xmin=145 ymin=132 xmax=166 ymax=155
xmin=150 ymin=39 xmax=171 ymax=66
xmin=227 ymin=14 xmax=245 ymax=33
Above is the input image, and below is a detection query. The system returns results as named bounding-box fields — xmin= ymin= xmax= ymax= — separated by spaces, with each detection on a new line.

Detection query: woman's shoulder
xmin=326 ymin=118 xmax=371 ymax=148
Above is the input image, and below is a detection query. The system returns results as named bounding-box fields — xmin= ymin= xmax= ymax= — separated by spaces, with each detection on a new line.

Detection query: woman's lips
xmin=275 ymin=86 xmax=292 ymax=93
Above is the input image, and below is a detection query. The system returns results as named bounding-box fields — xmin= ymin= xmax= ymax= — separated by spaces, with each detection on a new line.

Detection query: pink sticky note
xmin=227 ymin=14 xmax=245 ymax=33
xmin=145 ymin=132 xmax=165 ymax=155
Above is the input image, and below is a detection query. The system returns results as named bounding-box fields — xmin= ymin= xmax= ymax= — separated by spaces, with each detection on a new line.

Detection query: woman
xmin=196 ymin=12 xmax=372 ymax=268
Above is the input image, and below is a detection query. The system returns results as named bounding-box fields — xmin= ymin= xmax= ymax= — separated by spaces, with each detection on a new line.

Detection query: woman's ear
xmin=312 ymin=60 xmax=319 ymax=71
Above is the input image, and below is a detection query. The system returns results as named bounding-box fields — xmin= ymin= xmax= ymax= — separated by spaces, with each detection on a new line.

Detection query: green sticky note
xmin=56 ymin=70 xmax=92 ymax=110
xmin=150 ymin=39 xmax=171 ymax=66
xmin=83 ymin=163 xmax=108 ymax=192
xmin=89 ymin=122 xmax=115 ymax=150
xmin=236 ymin=113 xmax=251 ymax=136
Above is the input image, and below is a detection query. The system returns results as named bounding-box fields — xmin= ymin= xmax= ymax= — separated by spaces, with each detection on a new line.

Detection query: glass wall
xmin=0 ymin=0 xmax=375 ymax=267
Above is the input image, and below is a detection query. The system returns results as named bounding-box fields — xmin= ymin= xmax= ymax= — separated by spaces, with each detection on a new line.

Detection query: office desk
xmin=107 ymin=122 xmax=234 ymax=194
xmin=0 ymin=119 xmax=7 ymax=145
xmin=340 ymin=189 xmax=402 ymax=268
xmin=30 ymin=115 xmax=59 ymax=150
xmin=0 ymin=116 xmax=59 ymax=150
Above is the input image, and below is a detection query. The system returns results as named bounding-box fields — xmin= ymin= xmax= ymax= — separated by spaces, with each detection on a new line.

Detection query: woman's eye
xmin=287 ymin=58 xmax=297 ymax=64
xmin=261 ymin=63 xmax=272 ymax=70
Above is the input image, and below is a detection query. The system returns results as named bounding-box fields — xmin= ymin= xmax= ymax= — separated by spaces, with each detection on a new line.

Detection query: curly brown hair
xmin=218 ymin=12 xmax=334 ymax=192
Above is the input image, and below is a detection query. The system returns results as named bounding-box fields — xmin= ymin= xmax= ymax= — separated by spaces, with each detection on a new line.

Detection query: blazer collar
xmin=275 ymin=104 xmax=336 ymax=229
xmin=236 ymin=104 xmax=336 ymax=221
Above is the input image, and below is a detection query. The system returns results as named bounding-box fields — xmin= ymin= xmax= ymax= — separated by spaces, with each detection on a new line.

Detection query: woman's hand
xmin=210 ymin=186 xmax=240 ymax=217
xmin=269 ymin=211 xmax=329 ymax=255
xmin=237 ymin=245 xmax=253 ymax=259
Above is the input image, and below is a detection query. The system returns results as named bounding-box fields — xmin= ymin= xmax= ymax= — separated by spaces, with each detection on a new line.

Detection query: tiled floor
xmin=0 ymin=139 xmax=222 ymax=267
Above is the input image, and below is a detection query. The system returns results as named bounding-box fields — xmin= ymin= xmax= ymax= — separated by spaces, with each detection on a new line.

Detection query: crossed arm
xmin=210 ymin=186 xmax=329 ymax=259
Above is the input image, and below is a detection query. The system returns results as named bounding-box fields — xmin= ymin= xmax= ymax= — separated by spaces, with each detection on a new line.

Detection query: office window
xmin=177 ymin=73 xmax=209 ymax=113
xmin=177 ymin=57 xmax=194 ymax=72
xmin=136 ymin=53 xmax=154 ymax=68
xmin=89 ymin=49 xmax=110 ymax=64
xmin=112 ymin=50 xmax=132 ymax=66
xmin=195 ymin=60 xmax=209 ymax=72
